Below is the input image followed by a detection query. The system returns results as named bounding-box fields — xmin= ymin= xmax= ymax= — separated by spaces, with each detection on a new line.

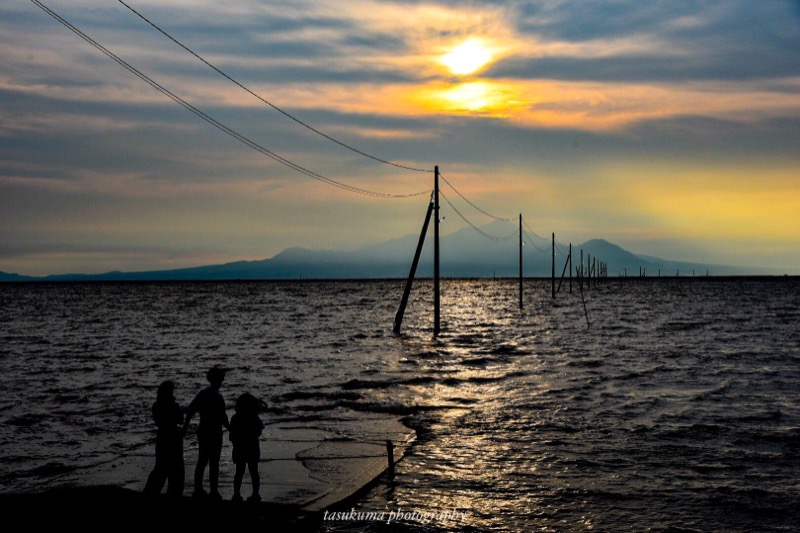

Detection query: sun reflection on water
xmin=362 ymin=280 xmax=557 ymax=530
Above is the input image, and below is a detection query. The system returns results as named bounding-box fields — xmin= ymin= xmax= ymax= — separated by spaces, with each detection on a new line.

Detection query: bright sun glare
xmin=417 ymin=36 xmax=521 ymax=116
xmin=440 ymin=38 xmax=493 ymax=76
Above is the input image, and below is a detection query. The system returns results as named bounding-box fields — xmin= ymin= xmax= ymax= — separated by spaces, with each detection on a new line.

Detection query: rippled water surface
xmin=1 ymin=279 xmax=798 ymax=532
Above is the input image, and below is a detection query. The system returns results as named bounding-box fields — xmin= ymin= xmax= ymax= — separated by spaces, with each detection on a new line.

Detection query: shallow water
xmin=1 ymin=279 xmax=798 ymax=531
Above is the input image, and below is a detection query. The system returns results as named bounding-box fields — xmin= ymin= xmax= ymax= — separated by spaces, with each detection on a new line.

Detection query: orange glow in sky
xmin=412 ymin=81 xmax=524 ymax=117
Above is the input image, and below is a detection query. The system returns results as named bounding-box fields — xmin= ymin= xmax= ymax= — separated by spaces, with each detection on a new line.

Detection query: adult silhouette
xmin=144 ymin=380 xmax=184 ymax=496
xmin=183 ymin=366 xmax=229 ymax=499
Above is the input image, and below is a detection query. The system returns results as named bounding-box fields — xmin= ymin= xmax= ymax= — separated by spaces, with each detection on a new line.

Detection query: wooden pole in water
xmin=569 ymin=243 xmax=573 ymax=293
xmin=587 ymin=253 xmax=591 ymax=289
xmin=434 ymin=166 xmax=441 ymax=337
xmin=556 ymin=243 xmax=571 ymax=295
xmin=386 ymin=440 xmax=395 ymax=472
xmin=393 ymin=195 xmax=434 ymax=334
xmin=519 ymin=214 xmax=523 ymax=309
xmin=551 ymin=233 xmax=556 ymax=299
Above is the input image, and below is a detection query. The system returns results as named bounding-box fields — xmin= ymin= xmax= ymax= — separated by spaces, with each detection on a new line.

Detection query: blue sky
xmin=2 ymin=0 xmax=799 ymax=275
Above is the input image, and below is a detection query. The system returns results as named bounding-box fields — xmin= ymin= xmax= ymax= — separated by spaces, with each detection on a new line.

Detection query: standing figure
xmin=144 ymin=380 xmax=185 ymax=496
xmin=229 ymin=393 xmax=267 ymax=502
xmin=183 ymin=366 xmax=229 ymax=500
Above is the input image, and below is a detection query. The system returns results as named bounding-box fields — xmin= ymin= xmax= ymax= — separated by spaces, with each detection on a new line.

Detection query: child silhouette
xmin=229 ymin=392 xmax=267 ymax=502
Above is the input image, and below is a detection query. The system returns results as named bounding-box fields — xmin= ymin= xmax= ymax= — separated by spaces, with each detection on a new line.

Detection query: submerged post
xmin=393 ymin=195 xmax=434 ymax=334
xmin=434 ymin=166 xmax=441 ymax=337
xmin=386 ymin=440 xmax=395 ymax=472
xmin=519 ymin=214 xmax=523 ymax=309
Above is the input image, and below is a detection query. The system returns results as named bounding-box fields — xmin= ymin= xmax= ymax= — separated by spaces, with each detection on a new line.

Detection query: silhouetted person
xmin=183 ymin=366 xmax=229 ymax=500
xmin=144 ymin=380 xmax=185 ymax=496
xmin=229 ymin=393 xmax=267 ymax=502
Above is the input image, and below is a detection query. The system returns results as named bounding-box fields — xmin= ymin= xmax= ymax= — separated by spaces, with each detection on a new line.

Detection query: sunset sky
xmin=2 ymin=0 xmax=799 ymax=276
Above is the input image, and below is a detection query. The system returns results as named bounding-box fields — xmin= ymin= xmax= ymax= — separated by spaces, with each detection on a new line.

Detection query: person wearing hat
xmin=183 ymin=366 xmax=230 ymax=500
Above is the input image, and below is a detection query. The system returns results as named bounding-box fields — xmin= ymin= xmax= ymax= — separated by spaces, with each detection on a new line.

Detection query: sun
xmin=439 ymin=37 xmax=494 ymax=76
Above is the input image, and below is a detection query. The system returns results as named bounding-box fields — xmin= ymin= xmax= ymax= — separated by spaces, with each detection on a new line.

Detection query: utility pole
xmin=434 ymin=166 xmax=440 ymax=337
xmin=551 ymin=233 xmax=556 ymax=299
xmin=519 ymin=214 xmax=523 ymax=309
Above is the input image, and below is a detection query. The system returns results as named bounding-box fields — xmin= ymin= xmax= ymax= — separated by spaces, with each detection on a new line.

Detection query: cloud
xmin=2 ymin=0 xmax=800 ymax=275
xmin=507 ymin=0 xmax=800 ymax=82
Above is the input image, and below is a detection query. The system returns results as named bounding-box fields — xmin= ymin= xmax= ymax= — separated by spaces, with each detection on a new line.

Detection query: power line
xmin=116 ymin=0 xmax=431 ymax=174
xmin=439 ymin=172 xmax=514 ymax=222
xmin=521 ymin=229 xmax=549 ymax=253
xmin=522 ymin=219 xmax=549 ymax=242
xmin=30 ymin=0 xmax=429 ymax=199
xmin=434 ymin=179 xmax=550 ymax=251
xmin=440 ymin=190 xmax=518 ymax=242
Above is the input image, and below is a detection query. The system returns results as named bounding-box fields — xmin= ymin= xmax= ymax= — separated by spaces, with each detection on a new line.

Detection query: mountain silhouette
xmin=0 ymin=222 xmax=780 ymax=281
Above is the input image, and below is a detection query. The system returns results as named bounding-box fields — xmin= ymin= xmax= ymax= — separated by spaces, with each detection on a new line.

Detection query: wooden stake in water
xmin=386 ymin=440 xmax=395 ymax=472
xmin=556 ymin=243 xmax=572 ymax=295
xmin=578 ymin=273 xmax=590 ymax=329
xmin=588 ymin=253 xmax=592 ymax=289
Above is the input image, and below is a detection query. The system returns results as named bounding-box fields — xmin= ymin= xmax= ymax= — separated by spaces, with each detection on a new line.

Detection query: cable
xmin=116 ymin=0 xmax=430 ymax=173
xmin=440 ymin=190 xmax=518 ymax=242
xmin=30 ymin=0 xmax=429 ymax=199
xmin=521 ymin=229 xmax=548 ymax=253
xmin=439 ymin=172 xmax=514 ymax=222
xmin=522 ymin=219 xmax=549 ymax=242
xmin=554 ymin=238 xmax=569 ymax=258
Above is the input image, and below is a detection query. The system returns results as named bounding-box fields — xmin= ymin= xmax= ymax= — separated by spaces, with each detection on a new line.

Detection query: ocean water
xmin=1 ymin=279 xmax=798 ymax=532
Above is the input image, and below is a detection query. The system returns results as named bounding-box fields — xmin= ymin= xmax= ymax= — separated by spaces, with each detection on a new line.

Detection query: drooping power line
xmin=116 ymin=0 xmax=431 ymax=174
xmin=522 ymin=229 xmax=549 ymax=253
xmin=523 ymin=219 xmax=549 ymax=242
xmin=440 ymin=190 xmax=518 ymax=242
xmin=30 ymin=0 xmax=429 ymax=199
xmin=439 ymin=172 xmax=514 ymax=222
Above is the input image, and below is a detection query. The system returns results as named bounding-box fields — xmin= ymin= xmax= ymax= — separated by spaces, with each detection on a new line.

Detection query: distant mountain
xmin=0 ymin=222 xmax=782 ymax=281
xmin=0 ymin=271 xmax=35 ymax=282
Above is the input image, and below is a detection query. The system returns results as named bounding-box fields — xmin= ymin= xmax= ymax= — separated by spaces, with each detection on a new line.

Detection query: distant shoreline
xmin=1 ymin=275 xmax=797 ymax=283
